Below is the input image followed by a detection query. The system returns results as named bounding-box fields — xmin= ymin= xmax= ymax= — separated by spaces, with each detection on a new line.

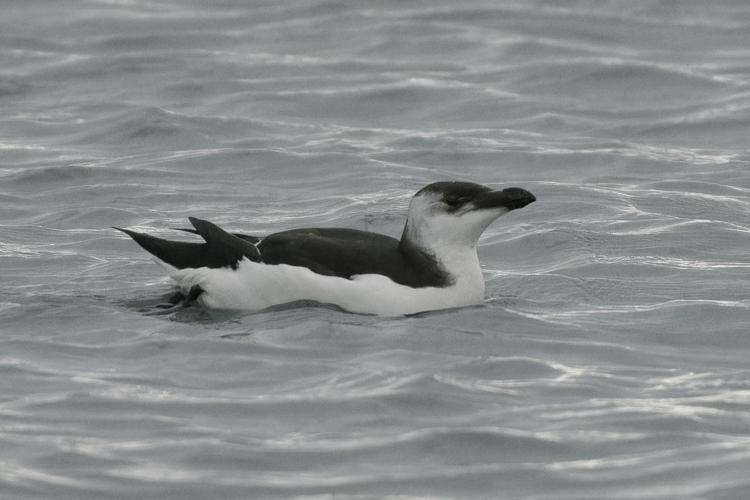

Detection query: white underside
xmin=160 ymin=255 xmax=485 ymax=316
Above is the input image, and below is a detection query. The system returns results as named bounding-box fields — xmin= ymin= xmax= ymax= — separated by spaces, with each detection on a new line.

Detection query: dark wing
xmin=171 ymin=227 xmax=261 ymax=244
xmin=257 ymin=228 xmax=448 ymax=287
xmin=115 ymin=217 xmax=261 ymax=269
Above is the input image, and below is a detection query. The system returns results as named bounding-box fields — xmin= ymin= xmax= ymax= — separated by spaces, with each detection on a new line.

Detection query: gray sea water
xmin=2 ymin=1 xmax=750 ymax=498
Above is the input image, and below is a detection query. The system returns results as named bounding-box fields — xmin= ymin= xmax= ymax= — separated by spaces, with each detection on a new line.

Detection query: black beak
xmin=474 ymin=187 xmax=536 ymax=211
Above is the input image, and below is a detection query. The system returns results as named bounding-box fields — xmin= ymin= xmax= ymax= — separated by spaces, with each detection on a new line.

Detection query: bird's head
xmin=402 ymin=181 xmax=535 ymax=253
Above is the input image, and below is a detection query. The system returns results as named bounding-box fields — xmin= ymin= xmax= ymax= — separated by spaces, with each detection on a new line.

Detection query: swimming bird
xmin=115 ymin=181 xmax=535 ymax=315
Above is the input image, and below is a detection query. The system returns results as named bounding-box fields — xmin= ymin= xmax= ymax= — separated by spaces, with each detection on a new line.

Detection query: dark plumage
xmin=114 ymin=217 xmax=261 ymax=270
xmin=116 ymin=218 xmax=448 ymax=287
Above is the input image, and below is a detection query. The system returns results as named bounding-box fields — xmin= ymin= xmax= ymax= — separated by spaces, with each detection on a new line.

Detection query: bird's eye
xmin=444 ymin=196 xmax=464 ymax=207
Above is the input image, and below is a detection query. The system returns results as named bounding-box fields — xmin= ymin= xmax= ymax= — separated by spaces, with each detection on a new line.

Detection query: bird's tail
xmin=114 ymin=217 xmax=261 ymax=270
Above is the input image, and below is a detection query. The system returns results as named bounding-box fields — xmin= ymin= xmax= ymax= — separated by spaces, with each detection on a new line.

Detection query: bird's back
xmin=258 ymin=227 xmax=446 ymax=287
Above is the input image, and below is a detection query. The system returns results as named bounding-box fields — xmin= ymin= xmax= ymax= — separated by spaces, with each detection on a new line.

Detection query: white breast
xmin=165 ymin=251 xmax=486 ymax=316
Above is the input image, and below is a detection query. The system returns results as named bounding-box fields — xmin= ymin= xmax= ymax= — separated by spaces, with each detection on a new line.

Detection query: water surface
xmin=2 ymin=1 xmax=750 ymax=498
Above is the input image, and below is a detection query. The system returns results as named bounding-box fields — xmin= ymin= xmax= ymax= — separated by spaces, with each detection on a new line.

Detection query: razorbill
xmin=115 ymin=181 xmax=535 ymax=315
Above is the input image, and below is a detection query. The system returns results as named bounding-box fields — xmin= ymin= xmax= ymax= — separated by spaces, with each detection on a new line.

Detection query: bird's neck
xmin=400 ymin=222 xmax=482 ymax=288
